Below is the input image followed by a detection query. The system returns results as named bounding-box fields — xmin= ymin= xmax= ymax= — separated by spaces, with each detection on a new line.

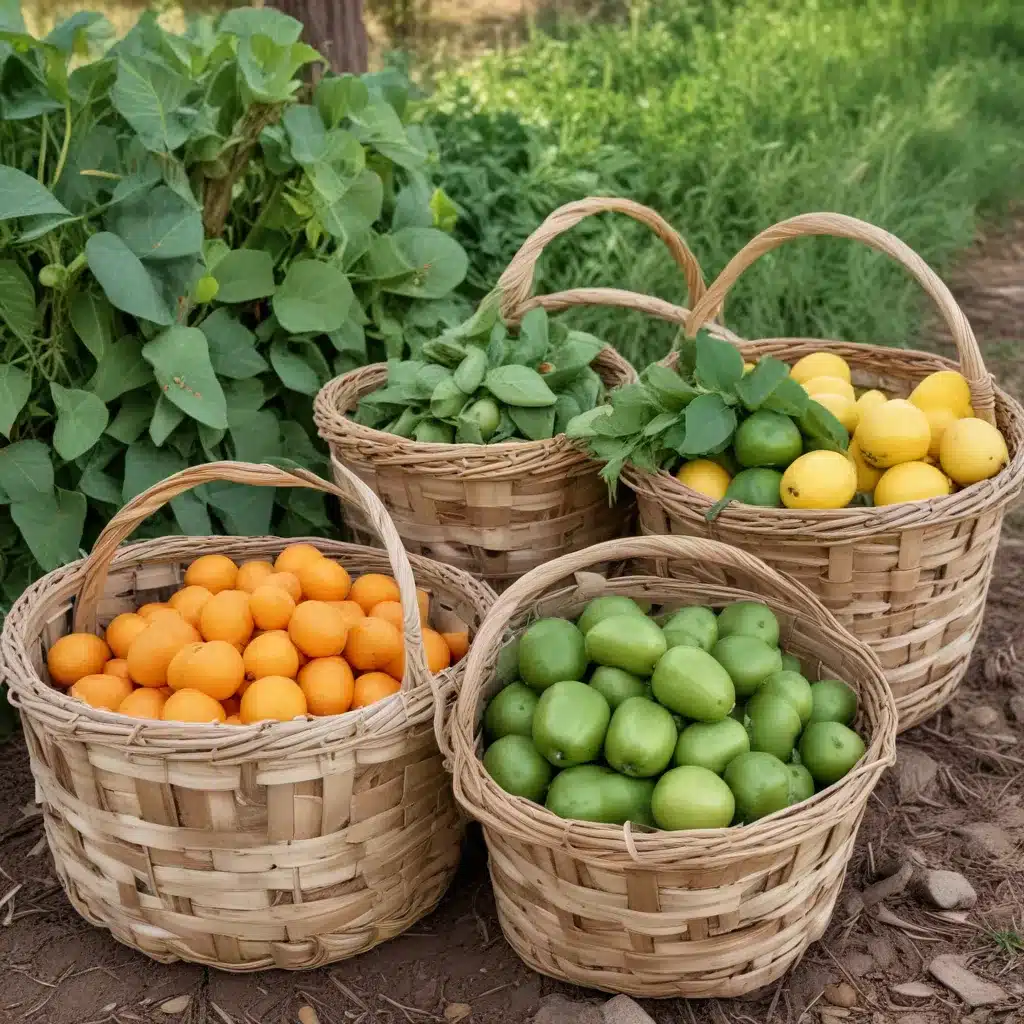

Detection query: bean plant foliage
xmin=0 ymin=2 xmax=470 ymax=597
xmin=568 ymin=331 xmax=848 ymax=493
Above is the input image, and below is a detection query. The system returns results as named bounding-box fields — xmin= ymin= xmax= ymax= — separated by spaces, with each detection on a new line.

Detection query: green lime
xmin=589 ymin=666 xmax=648 ymax=709
xmin=717 ymin=601 xmax=780 ymax=647
xmin=651 ymin=646 xmax=735 ymax=722
xmin=727 ymin=468 xmax=784 ymax=507
xmin=532 ymin=680 xmax=610 ymax=767
xmin=799 ymin=721 xmax=866 ymax=786
xmin=603 ymin=697 xmax=678 ymax=778
xmin=780 ymin=652 xmax=803 ymax=675
xmin=545 ymin=765 xmax=613 ymax=822
xmin=585 ymin=615 xmax=667 ymax=676
xmin=484 ymin=681 xmax=540 ymax=740
xmin=758 ymin=670 xmax=813 ymax=726
xmin=724 ymin=751 xmax=791 ymax=822
xmin=662 ymin=606 xmax=718 ymax=652
xmin=787 ymin=764 xmax=815 ymax=805
xmin=733 ymin=410 xmax=803 ymax=469
xmin=577 ymin=595 xmax=647 ymax=636
xmin=712 ymin=635 xmax=783 ymax=697
xmin=483 ymin=735 xmax=553 ymax=802
xmin=745 ymin=691 xmax=802 ymax=762
xmin=673 ymin=718 xmax=750 ymax=775
xmin=808 ymin=679 xmax=859 ymax=726
xmin=463 ymin=398 xmax=501 ymax=441
xmin=518 ymin=618 xmax=588 ymax=691
xmin=652 ymin=766 xmax=735 ymax=830
xmin=601 ymin=774 xmax=657 ymax=826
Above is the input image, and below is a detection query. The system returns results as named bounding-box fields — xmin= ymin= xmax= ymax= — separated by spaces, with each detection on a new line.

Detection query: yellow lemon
xmin=908 ymin=370 xmax=972 ymax=417
xmin=743 ymin=362 xmax=755 ymax=375
xmin=790 ymin=352 xmax=851 ymax=386
xmin=675 ymin=459 xmax=731 ymax=501
xmin=855 ymin=390 xmax=888 ymax=416
xmin=874 ymin=461 xmax=953 ymax=506
xmin=854 ymin=399 xmax=931 ymax=468
xmin=939 ymin=417 xmax=1009 ymax=485
xmin=847 ymin=439 xmax=882 ymax=493
xmin=811 ymin=392 xmax=859 ymax=433
xmin=781 ymin=451 xmax=858 ymax=510
xmin=922 ymin=405 xmax=958 ymax=459
xmin=802 ymin=376 xmax=856 ymax=403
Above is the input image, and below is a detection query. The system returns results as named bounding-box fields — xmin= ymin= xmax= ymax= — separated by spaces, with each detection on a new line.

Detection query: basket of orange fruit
xmin=0 ymin=461 xmax=495 ymax=971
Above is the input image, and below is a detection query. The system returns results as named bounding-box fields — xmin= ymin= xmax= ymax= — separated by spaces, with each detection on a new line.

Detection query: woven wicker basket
xmin=313 ymin=197 xmax=709 ymax=587
xmin=611 ymin=212 xmax=1024 ymax=732
xmin=1 ymin=461 xmax=496 ymax=971
xmin=448 ymin=535 xmax=896 ymax=998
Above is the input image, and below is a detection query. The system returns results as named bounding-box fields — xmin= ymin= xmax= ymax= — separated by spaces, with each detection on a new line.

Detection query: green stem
xmin=49 ymin=105 xmax=72 ymax=190
xmin=36 ymin=113 xmax=48 ymax=183
xmin=240 ymin=181 xmax=283 ymax=248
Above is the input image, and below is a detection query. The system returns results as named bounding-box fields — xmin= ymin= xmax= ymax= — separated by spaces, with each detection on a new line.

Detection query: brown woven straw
xmin=1 ymin=461 xmax=496 ymax=971
xmin=313 ymin=198 xmax=712 ymax=587
xmin=536 ymin=207 xmax=1022 ymax=733
xmin=449 ymin=535 xmax=897 ymax=999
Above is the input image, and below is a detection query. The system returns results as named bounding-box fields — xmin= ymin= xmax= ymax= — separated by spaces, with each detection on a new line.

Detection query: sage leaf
xmin=642 ymin=364 xmax=698 ymax=411
xmin=509 ymin=404 xmax=556 ymax=441
xmin=695 ymin=331 xmax=745 ymax=392
xmin=735 ymin=357 xmax=791 ymax=411
xmin=678 ymin=394 xmax=738 ymax=456
xmin=453 ymin=347 xmax=487 ymax=393
xmin=484 ymin=365 xmax=556 ymax=408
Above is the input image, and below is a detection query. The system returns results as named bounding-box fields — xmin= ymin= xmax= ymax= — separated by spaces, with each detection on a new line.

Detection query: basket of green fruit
xmin=313 ymin=198 xmax=709 ymax=587
xmin=570 ymin=212 xmax=1024 ymax=731
xmin=448 ymin=534 xmax=896 ymax=999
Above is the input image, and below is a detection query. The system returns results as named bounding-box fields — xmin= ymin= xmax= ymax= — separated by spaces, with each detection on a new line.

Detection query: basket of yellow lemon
xmin=596 ymin=213 xmax=1024 ymax=731
xmin=0 ymin=461 xmax=496 ymax=970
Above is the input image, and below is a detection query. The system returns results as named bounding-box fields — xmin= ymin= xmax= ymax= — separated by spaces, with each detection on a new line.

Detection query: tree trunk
xmin=275 ymin=0 xmax=369 ymax=74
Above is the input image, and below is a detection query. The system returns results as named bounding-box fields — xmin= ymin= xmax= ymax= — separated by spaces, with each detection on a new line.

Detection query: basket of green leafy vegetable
xmin=314 ymin=198 xmax=708 ymax=586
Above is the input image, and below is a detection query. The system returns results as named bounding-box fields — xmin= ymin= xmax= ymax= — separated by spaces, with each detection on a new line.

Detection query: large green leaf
xmin=349 ymin=98 xmax=425 ymax=169
xmin=269 ymin=338 xmax=321 ymax=394
xmin=237 ymin=35 xmax=319 ymax=104
xmin=149 ymin=393 xmax=185 ymax=445
xmin=315 ymin=73 xmax=369 ymax=128
xmin=316 ymin=168 xmax=382 ymax=244
xmin=228 ymin=407 xmax=282 ymax=463
xmin=0 ymin=260 xmax=37 ymax=343
xmin=142 ymin=326 xmax=228 ymax=428
xmin=88 ymin=336 xmax=154 ymax=402
xmin=211 ymin=249 xmax=276 ymax=303
xmin=0 ymin=439 xmax=53 ymax=502
xmin=123 ymin=440 xmax=211 ymax=534
xmin=205 ymin=480 xmax=275 ymax=536
xmin=105 ymin=389 xmax=153 ymax=443
xmin=272 ymin=260 xmax=353 ymax=333
xmin=111 ymin=54 xmax=192 ymax=153
xmin=106 ymin=185 xmax=203 ymax=261
xmin=1 ymin=52 xmax=64 ymax=120
xmin=283 ymin=103 xmax=327 ymax=165
xmin=0 ymin=154 xmax=69 ymax=226
xmin=45 ymin=11 xmax=111 ymax=54
xmin=85 ymin=232 xmax=173 ymax=325
xmin=68 ymin=288 xmax=113 ymax=361
xmin=0 ymin=364 xmax=31 ymax=438
xmin=199 ymin=309 xmax=268 ymax=379
xmin=219 ymin=7 xmax=303 ymax=44
xmin=384 ymin=228 xmax=468 ymax=299
xmin=11 ymin=488 xmax=87 ymax=570
xmin=50 ymin=383 xmax=109 ymax=460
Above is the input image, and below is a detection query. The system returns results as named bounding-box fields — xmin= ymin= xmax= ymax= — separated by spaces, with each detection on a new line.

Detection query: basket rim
xmin=627 ymin=339 xmax=1024 ymax=534
xmin=449 ymin=534 xmax=898 ymax=867
xmin=2 ymin=533 xmax=497 ymax=757
xmin=312 ymin=348 xmax=637 ymax=471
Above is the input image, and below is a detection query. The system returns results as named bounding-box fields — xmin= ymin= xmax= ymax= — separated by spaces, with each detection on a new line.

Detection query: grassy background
xmin=424 ymin=0 xmax=1024 ymax=367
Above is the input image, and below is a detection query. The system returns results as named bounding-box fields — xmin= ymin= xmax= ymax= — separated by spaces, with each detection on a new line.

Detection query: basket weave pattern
xmin=1 ymin=463 xmax=497 ymax=970
xmin=449 ymin=536 xmax=897 ymax=998
xmin=616 ymin=211 xmax=1024 ymax=732
xmin=313 ymin=198 xmax=713 ymax=586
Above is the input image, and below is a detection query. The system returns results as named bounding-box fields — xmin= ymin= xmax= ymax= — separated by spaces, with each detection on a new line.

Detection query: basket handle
xmin=684 ymin=212 xmax=996 ymax=424
xmin=452 ymin=533 xmax=897 ymax=770
xmin=496 ymin=197 xmax=711 ymax=329
xmin=72 ymin=461 xmax=429 ymax=692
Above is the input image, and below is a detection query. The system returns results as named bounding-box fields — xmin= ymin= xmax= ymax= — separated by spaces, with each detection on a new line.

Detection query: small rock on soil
xmin=896 ymin=748 xmax=939 ymax=802
xmin=913 ymin=868 xmax=978 ymax=909
xmin=928 ymin=955 xmax=1010 ymax=1007
xmin=956 ymin=822 xmax=1017 ymax=859
xmin=533 ymin=994 xmax=604 ymax=1024
xmin=601 ymin=995 xmax=656 ymax=1024
xmin=824 ymin=982 xmax=858 ymax=1008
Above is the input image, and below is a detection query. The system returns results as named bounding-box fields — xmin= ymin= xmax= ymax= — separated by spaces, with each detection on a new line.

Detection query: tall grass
xmin=425 ymin=0 xmax=1024 ymax=367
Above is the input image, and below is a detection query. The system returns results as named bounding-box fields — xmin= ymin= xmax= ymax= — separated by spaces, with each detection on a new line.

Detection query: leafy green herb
xmin=354 ymin=304 xmax=610 ymax=444
xmin=569 ymin=329 xmax=850 ymax=493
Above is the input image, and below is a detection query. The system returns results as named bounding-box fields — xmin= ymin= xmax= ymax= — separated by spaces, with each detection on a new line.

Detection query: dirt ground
xmin=1 ymin=219 xmax=1023 ymax=1024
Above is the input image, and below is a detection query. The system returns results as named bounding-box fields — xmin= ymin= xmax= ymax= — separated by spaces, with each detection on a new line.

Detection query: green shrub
xmin=0 ymin=5 xmax=470 ymax=597
xmin=426 ymin=0 xmax=1024 ymax=368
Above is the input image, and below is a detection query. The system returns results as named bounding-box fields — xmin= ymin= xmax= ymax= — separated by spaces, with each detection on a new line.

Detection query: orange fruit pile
xmin=47 ymin=545 xmax=470 ymax=726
